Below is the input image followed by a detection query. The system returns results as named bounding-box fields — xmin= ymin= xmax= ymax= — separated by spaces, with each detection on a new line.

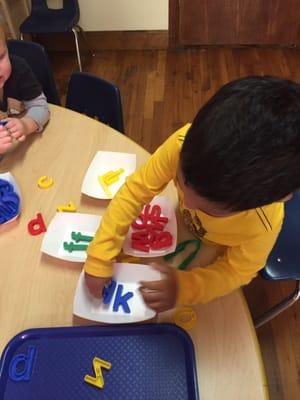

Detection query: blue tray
xmin=0 ymin=323 xmax=199 ymax=400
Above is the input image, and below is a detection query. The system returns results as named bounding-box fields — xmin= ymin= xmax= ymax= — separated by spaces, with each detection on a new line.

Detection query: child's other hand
xmin=0 ymin=125 xmax=13 ymax=154
xmin=84 ymin=272 xmax=111 ymax=298
xmin=4 ymin=118 xmax=27 ymax=142
xmin=139 ymin=262 xmax=177 ymax=313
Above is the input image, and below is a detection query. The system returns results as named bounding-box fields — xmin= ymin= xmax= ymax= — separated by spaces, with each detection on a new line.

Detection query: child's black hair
xmin=180 ymin=76 xmax=300 ymax=211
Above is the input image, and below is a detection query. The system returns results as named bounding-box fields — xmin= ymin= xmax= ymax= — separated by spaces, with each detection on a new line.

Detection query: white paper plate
xmin=123 ymin=196 xmax=177 ymax=257
xmin=0 ymin=171 xmax=21 ymax=224
xmin=73 ymin=263 xmax=161 ymax=323
xmin=41 ymin=212 xmax=101 ymax=262
xmin=81 ymin=151 xmax=136 ymax=199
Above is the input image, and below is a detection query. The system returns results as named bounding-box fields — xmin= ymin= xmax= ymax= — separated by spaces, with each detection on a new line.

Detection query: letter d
xmin=9 ymin=346 xmax=37 ymax=382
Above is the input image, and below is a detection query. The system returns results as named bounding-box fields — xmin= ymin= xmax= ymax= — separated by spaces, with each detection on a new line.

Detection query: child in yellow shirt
xmin=84 ymin=76 xmax=299 ymax=312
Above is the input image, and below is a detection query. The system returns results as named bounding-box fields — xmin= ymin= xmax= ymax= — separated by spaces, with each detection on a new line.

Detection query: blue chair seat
xmin=255 ymin=191 xmax=300 ymax=328
xmin=261 ymin=192 xmax=300 ymax=281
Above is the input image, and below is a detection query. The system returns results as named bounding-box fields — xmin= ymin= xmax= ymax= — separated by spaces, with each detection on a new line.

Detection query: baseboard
xmin=31 ymin=30 xmax=169 ymax=51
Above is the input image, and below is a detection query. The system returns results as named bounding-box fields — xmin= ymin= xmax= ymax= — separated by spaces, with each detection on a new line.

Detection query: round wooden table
xmin=0 ymin=104 xmax=268 ymax=400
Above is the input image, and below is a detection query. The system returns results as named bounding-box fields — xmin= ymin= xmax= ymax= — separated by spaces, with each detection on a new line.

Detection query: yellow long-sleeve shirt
xmin=84 ymin=125 xmax=284 ymax=305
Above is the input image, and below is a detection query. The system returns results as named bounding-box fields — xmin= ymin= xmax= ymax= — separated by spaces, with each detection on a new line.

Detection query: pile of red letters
xmin=131 ymin=204 xmax=173 ymax=252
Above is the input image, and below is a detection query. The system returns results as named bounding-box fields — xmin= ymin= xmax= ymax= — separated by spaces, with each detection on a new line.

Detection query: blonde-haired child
xmin=0 ymin=26 xmax=50 ymax=155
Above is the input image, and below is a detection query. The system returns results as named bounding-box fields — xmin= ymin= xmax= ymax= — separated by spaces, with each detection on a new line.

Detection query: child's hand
xmin=0 ymin=125 xmax=13 ymax=154
xmin=4 ymin=118 xmax=27 ymax=142
xmin=139 ymin=262 xmax=178 ymax=313
xmin=84 ymin=272 xmax=112 ymax=298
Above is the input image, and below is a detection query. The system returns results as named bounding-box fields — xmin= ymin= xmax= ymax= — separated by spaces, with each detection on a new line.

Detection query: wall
xmin=0 ymin=0 xmax=30 ymax=38
xmin=47 ymin=0 xmax=169 ymax=31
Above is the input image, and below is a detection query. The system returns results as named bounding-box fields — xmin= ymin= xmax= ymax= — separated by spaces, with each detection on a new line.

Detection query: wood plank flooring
xmin=50 ymin=47 xmax=300 ymax=400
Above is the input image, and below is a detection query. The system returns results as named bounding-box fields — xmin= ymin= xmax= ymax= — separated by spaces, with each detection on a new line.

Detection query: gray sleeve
xmin=23 ymin=93 xmax=50 ymax=131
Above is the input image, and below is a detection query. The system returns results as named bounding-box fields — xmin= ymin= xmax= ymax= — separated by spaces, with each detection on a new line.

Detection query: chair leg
xmin=72 ymin=27 xmax=82 ymax=72
xmin=255 ymin=280 xmax=300 ymax=329
xmin=77 ymin=25 xmax=95 ymax=56
xmin=20 ymin=33 xmax=24 ymax=40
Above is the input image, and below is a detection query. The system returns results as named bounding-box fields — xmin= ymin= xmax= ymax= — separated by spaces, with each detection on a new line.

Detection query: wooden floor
xmin=50 ymin=47 xmax=300 ymax=400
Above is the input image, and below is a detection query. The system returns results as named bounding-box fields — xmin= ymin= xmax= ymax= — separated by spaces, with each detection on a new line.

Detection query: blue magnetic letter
xmin=9 ymin=346 xmax=37 ymax=382
xmin=112 ymin=284 xmax=133 ymax=313
xmin=102 ymin=280 xmax=117 ymax=304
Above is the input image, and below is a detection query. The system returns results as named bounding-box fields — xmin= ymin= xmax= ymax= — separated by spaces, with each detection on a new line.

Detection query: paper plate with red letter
xmin=123 ymin=196 xmax=177 ymax=257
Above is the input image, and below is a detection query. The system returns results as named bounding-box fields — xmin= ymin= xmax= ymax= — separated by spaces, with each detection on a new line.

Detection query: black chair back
xmin=62 ymin=0 xmax=80 ymax=15
xmin=66 ymin=72 xmax=125 ymax=133
xmin=29 ymin=0 xmax=79 ymax=21
xmin=31 ymin=0 xmax=48 ymax=14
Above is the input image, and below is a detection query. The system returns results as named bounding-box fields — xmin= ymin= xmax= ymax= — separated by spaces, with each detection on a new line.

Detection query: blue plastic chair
xmin=255 ymin=192 xmax=300 ymax=328
xmin=65 ymin=72 xmax=125 ymax=134
xmin=19 ymin=0 xmax=92 ymax=71
xmin=7 ymin=39 xmax=60 ymax=105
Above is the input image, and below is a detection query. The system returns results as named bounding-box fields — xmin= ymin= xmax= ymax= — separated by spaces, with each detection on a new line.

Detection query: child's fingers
xmin=139 ymin=287 xmax=161 ymax=301
xmin=0 ymin=135 xmax=12 ymax=144
xmin=139 ymin=288 xmax=162 ymax=303
xmin=5 ymin=120 xmax=25 ymax=139
xmin=140 ymin=279 xmax=165 ymax=291
xmin=145 ymin=301 xmax=166 ymax=313
xmin=149 ymin=262 xmax=172 ymax=274
xmin=5 ymin=126 xmax=16 ymax=137
xmin=11 ymin=131 xmax=22 ymax=139
xmin=4 ymin=121 xmax=16 ymax=130
xmin=84 ymin=273 xmax=111 ymax=299
xmin=6 ymin=123 xmax=21 ymax=136
xmin=0 ymin=129 xmax=10 ymax=138
xmin=7 ymin=126 xmax=19 ymax=136
xmin=0 ymin=142 xmax=13 ymax=152
xmin=17 ymin=135 xmax=26 ymax=142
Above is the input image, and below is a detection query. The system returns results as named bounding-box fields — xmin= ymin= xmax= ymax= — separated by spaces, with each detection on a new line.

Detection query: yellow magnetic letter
xmin=37 ymin=175 xmax=54 ymax=189
xmin=84 ymin=357 xmax=112 ymax=389
xmin=56 ymin=201 xmax=77 ymax=212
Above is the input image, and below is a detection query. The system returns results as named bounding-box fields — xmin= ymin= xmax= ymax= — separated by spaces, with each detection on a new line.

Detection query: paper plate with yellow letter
xmin=81 ymin=151 xmax=136 ymax=199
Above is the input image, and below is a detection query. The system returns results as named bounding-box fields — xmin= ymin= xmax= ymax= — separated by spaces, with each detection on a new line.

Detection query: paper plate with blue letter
xmin=73 ymin=263 xmax=161 ymax=323
xmin=0 ymin=172 xmax=21 ymax=225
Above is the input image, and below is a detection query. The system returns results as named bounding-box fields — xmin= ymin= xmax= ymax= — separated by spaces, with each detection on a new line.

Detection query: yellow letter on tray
xmin=84 ymin=357 xmax=112 ymax=389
